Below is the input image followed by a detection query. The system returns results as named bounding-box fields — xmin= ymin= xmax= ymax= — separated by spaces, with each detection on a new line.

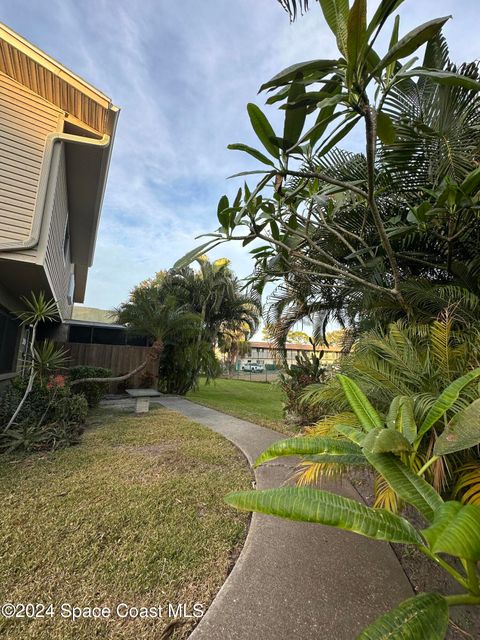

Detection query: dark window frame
xmin=0 ymin=307 xmax=20 ymax=374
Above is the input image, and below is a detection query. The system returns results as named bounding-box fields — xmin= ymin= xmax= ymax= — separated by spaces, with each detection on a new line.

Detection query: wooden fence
xmin=61 ymin=343 xmax=154 ymax=392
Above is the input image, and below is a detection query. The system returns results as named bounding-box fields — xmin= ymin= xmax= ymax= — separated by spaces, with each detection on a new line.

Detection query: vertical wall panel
xmin=0 ymin=71 xmax=61 ymax=250
xmin=44 ymin=144 xmax=72 ymax=319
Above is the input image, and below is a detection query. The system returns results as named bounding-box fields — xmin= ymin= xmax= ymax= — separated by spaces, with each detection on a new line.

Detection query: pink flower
xmin=47 ymin=374 xmax=66 ymax=389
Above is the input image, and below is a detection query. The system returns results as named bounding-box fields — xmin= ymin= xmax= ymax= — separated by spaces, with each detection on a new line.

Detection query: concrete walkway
xmin=148 ymin=397 xmax=413 ymax=640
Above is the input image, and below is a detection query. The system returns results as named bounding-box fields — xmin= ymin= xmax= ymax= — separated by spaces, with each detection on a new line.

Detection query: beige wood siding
xmin=0 ymin=70 xmax=61 ymax=251
xmin=0 ymin=31 xmax=112 ymax=134
xmin=44 ymin=144 xmax=73 ymax=320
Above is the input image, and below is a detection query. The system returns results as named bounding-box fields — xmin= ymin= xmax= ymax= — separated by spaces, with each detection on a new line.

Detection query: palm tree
xmin=217 ymin=328 xmax=251 ymax=374
xmin=116 ymin=280 xmax=200 ymax=346
xmin=164 ymin=257 xmax=261 ymax=346
xmin=116 ymin=259 xmax=261 ymax=393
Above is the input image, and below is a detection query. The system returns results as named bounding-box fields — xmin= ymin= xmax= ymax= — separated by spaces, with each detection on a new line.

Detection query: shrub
xmin=67 ymin=365 xmax=111 ymax=407
xmin=227 ymin=372 xmax=480 ymax=637
xmin=0 ymin=377 xmax=88 ymax=453
xmin=277 ymin=351 xmax=326 ymax=425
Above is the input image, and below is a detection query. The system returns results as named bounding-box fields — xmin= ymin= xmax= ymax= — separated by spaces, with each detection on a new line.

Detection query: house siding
xmin=44 ymin=144 xmax=73 ymax=320
xmin=0 ymin=70 xmax=62 ymax=258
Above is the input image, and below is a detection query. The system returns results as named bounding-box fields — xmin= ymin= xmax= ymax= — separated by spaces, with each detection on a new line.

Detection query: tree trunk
xmin=69 ymin=341 xmax=163 ymax=388
xmin=5 ymin=323 xmax=37 ymax=431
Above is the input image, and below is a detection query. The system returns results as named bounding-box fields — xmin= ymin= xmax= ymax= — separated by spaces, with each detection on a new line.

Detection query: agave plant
xmin=226 ymin=375 xmax=480 ymax=637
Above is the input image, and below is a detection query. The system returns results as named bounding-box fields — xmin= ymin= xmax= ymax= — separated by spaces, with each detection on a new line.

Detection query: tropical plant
xmin=116 ymin=273 xmax=198 ymax=345
xmin=33 ymin=339 xmax=69 ymax=385
xmin=302 ymin=314 xmax=480 ymax=416
xmin=116 ymin=259 xmax=261 ymax=394
xmin=176 ymin=0 xmax=480 ymax=342
xmin=277 ymin=348 xmax=327 ymax=424
xmin=226 ymin=397 xmax=480 ymax=638
xmin=250 ymin=367 xmax=480 ymax=508
xmin=4 ymin=292 xmax=59 ymax=431
xmin=165 ymin=257 xmax=261 ymax=344
xmin=218 ymin=329 xmax=251 ymax=374
xmin=0 ymin=377 xmax=88 ymax=453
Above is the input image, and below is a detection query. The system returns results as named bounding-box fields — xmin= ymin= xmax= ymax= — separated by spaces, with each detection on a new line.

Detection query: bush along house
xmin=0 ymin=22 xmax=119 ymax=381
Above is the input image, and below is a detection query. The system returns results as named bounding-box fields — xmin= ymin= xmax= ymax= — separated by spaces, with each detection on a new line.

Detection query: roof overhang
xmin=0 ymin=22 xmax=120 ymax=305
xmin=0 ymin=22 xmax=116 ymax=134
xmin=65 ymin=319 xmax=126 ymax=329
xmin=65 ymin=106 xmax=120 ymax=273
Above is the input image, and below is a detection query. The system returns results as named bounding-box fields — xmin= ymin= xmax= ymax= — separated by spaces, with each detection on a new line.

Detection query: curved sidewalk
xmin=157 ymin=397 xmax=413 ymax=640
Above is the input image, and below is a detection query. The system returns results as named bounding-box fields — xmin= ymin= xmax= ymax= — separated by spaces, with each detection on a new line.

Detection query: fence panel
xmin=61 ymin=342 xmax=153 ymax=392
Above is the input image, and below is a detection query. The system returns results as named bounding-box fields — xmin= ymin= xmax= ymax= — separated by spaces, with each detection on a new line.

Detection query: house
xmin=0 ymin=23 xmax=119 ymax=379
xmin=238 ymin=341 xmax=343 ymax=370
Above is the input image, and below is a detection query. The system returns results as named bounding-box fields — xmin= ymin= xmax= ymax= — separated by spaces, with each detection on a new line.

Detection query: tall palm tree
xmin=116 ymin=276 xmax=200 ymax=346
xmin=116 ymin=259 xmax=261 ymax=393
xmin=164 ymin=257 xmax=261 ymax=345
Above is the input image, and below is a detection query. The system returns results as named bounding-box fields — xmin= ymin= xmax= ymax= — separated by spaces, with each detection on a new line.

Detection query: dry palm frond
xmin=453 ymin=460 xmax=480 ymax=505
xmin=294 ymin=454 xmax=365 ymax=486
xmin=294 ymin=460 xmax=343 ymax=485
xmin=305 ymin=411 xmax=360 ymax=437
xmin=425 ymin=430 xmax=455 ymax=494
xmin=430 ymin=456 xmax=451 ymax=494
xmin=373 ymin=474 xmax=402 ymax=513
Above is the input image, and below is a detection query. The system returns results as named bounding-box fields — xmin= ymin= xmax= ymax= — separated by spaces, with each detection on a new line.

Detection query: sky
xmin=1 ymin=0 xmax=478 ymax=312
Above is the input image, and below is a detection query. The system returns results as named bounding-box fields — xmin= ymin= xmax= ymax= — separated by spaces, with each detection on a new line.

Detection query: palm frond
xmin=453 ymin=460 xmax=480 ymax=505
xmin=277 ymin=0 xmax=311 ymax=20
xmin=373 ymin=474 xmax=402 ymax=513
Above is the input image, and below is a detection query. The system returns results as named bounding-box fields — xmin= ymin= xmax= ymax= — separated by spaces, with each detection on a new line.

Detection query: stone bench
xmin=126 ymin=389 xmax=162 ymax=413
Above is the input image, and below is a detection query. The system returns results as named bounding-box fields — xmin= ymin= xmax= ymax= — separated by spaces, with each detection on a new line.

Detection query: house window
xmin=0 ymin=308 xmax=20 ymax=374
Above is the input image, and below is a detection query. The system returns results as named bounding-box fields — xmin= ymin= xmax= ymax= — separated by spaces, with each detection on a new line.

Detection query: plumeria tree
xmin=177 ymin=0 xmax=480 ymax=340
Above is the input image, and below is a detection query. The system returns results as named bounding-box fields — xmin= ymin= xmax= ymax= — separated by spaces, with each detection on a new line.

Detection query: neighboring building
xmin=238 ymin=341 xmax=343 ymax=370
xmin=0 ymin=23 xmax=119 ymax=379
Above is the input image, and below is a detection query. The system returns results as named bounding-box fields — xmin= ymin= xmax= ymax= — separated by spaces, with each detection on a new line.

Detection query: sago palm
xmin=298 ymin=315 xmax=480 ymax=505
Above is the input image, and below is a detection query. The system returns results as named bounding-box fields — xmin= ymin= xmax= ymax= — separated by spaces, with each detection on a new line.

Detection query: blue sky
xmin=1 ymin=0 xmax=478 ymax=310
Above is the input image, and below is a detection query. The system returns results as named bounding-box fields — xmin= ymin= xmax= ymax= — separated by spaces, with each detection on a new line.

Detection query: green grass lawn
xmin=188 ymin=378 xmax=293 ymax=434
xmin=0 ymin=407 xmax=251 ymax=640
